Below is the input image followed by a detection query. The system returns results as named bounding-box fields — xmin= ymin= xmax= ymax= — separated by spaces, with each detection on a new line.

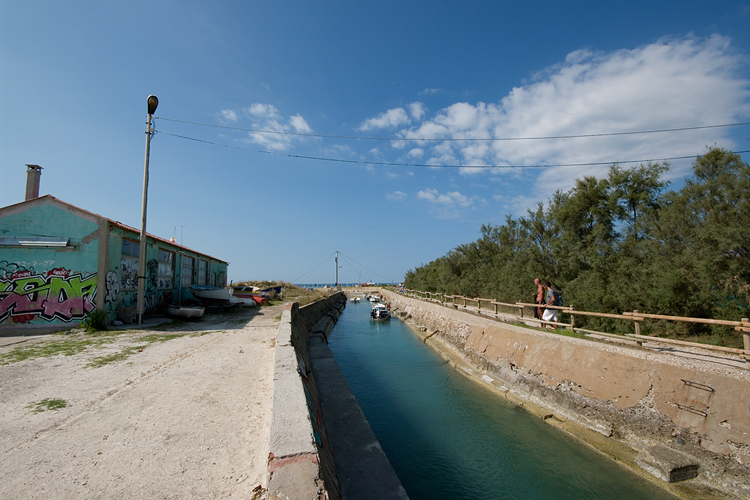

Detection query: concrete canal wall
xmin=267 ymin=292 xmax=407 ymax=500
xmin=381 ymin=289 xmax=750 ymax=500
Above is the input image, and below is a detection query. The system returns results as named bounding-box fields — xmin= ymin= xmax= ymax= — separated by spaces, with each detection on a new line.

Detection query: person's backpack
xmin=555 ymin=291 xmax=563 ymax=307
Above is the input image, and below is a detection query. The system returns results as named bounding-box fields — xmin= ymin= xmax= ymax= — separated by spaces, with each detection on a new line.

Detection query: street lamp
xmin=137 ymin=95 xmax=158 ymax=324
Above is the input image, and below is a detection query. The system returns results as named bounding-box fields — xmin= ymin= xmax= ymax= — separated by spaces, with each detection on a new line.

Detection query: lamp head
xmin=147 ymin=95 xmax=159 ymax=115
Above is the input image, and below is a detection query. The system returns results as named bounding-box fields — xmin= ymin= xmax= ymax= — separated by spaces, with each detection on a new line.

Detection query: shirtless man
xmin=533 ymin=278 xmax=544 ymax=320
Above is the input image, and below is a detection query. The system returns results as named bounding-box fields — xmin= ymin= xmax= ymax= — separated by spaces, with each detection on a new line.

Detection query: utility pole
xmin=335 ymin=251 xmax=341 ymax=291
xmin=137 ymin=95 xmax=158 ymax=325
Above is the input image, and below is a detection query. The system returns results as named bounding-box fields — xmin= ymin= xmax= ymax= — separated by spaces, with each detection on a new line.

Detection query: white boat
xmin=370 ymin=303 xmax=391 ymax=320
xmin=190 ymin=284 xmax=232 ymax=302
xmin=351 ymin=296 xmax=361 ymax=303
xmin=167 ymin=304 xmax=205 ymax=319
xmin=369 ymin=295 xmax=381 ymax=303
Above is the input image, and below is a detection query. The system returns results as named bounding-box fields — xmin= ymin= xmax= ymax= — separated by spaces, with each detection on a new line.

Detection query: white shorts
xmin=542 ymin=308 xmax=558 ymax=323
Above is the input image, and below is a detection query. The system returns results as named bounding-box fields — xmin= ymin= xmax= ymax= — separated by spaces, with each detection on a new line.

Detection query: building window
xmin=181 ymin=256 xmax=194 ymax=287
xmin=120 ymin=239 xmax=139 ymax=290
xmin=198 ymin=260 xmax=208 ymax=285
xmin=158 ymin=249 xmax=174 ymax=290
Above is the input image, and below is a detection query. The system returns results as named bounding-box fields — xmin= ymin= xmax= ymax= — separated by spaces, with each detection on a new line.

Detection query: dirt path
xmin=0 ymin=303 xmax=285 ymax=499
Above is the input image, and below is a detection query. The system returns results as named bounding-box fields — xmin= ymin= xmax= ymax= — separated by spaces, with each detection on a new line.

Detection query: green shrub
xmin=81 ymin=309 xmax=108 ymax=332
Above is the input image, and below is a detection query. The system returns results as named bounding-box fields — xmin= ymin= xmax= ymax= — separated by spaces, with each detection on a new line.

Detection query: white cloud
xmin=290 ymin=114 xmax=312 ymax=133
xmin=246 ymin=103 xmax=280 ymax=119
xmin=408 ymin=102 xmax=426 ymax=121
xmin=359 ymin=107 xmax=410 ymax=131
xmin=235 ymin=103 xmax=314 ymax=151
xmin=382 ymin=35 xmax=749 ymax=201
xmin=417 ymin=187 xmax=475 ymax=219
xmin=417 ymin=188 xmax=472 ymax=207
xmin=220 ymin=109 xmax=238 ymax=122
xmin=386 ymin=191 xmax=407 ymax=201
xmin=420 ymin=88 xmax=443 ymax=95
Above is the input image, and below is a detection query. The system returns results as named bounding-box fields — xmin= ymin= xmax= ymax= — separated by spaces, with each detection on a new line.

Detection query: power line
xmin=155 ymin=115 xmax=750 ymax=142
xmin=338 ymin=252 xmax=391 ymax=283
xmin=291 ymin=251 xmax=337 ymax=284
xmin=155 ymin=129 xmax=750 ymax=169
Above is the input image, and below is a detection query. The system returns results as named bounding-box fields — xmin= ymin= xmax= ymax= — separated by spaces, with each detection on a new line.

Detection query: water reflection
xmin=328 ymin=301 xmax=676 ymax=500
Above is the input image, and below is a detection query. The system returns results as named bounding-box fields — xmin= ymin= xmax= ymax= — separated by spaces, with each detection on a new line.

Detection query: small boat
xmin=231 ymin=285 xmax=282 ymax=300
xmin=351 ymin=296 xmax=361 ymax=303
xmin=256 ymin=286 xmax=282 ymax=299
xmin=370 ymin=303 xmax=391 ymax=321
xmin=369 ymin=295 xmax=381 ymax=303
xmin=190 ymin=284 xmax=232 ymax=302
xmin=251 ymin=295 xmax=269 ymax=306
xmin=167 ymin=304 xmax=205 ymax=319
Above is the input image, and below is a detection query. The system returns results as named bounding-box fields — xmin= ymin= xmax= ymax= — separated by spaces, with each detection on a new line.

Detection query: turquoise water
xmin=327 ymin=302 xmax=676 ymax=500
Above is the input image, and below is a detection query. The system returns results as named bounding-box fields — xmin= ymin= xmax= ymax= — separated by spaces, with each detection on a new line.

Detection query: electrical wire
xmin=155 ymin=115 xmax=750 ymax=142
xmin=291 ymin=251 xmax=336 ymax=284
xmin=338 ymin=252 xmax=391 ymax=283
xmin=155 ymin=129 xmax=750 ymax=169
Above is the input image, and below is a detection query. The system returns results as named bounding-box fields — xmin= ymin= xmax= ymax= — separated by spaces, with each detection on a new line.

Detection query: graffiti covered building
xmin=0 ymin=195 xmax=228 ymax=331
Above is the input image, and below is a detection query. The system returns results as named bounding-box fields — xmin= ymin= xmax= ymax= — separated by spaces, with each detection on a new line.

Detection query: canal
xmin=327 ymin=300 xmax=676 ymax=500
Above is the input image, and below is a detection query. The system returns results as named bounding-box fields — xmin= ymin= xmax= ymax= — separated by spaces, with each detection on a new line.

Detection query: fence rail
xmin=397 ymin=288 xmax=750 ymax=367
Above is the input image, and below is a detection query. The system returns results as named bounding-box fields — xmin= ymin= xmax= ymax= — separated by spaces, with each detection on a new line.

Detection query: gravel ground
xmin=0 ymin=303 xmax=285 ymax=500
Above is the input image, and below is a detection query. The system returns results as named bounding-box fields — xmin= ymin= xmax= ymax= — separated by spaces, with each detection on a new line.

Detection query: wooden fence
xmin=395 ymin=288 xmax=750 ymax=367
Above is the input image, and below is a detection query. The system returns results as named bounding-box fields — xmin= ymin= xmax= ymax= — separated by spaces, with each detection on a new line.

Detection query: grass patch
xmin=87 ymin=345 xmax=148 ymax=368
xmin=509 ymin=321 xmax=586 ymax=339
xmin=86 ymin=333 xmax=188 ymax=367
xmin=0 ymin=328 xmax=192 ymax=368
xmin=27 ymin=398 xmax=68 ymax=413
xmin=0 ymin=335 xmax=118 ymax=365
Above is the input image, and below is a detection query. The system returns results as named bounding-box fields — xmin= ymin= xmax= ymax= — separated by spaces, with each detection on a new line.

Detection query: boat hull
xmin=167 ymin=304 xmax=205 ymax=319
xmin=190 ymin=285 xmax=232 ymax=302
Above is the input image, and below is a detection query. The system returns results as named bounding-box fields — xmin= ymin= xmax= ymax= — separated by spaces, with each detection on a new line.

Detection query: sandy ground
xmin=0 ymin=303 xmax=285 ymax=500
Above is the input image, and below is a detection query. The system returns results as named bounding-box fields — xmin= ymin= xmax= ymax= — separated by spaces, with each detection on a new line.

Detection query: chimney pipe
xmin=25 ymin=164 xmax=43 ymax=201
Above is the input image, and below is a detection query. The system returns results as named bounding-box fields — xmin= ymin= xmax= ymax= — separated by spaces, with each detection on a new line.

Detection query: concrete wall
xmin=268 ymin=293 xmax=408 ymax=500
xmin=382 ymin=289 xmax=750 ymax=500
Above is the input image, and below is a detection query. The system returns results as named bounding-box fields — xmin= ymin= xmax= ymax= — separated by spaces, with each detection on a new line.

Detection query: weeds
xmin=27 ymin=398 xmax=68 ymax=413
xmin=0 ymin=336 xmax=116 ymax=365
xmin=81 ymin=309 xmax=108 ymax=332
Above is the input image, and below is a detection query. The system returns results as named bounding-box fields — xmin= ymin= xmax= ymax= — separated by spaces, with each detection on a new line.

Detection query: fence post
xmin=743 ymin=318 xmax=749 ymax=365
xmin=633 ymin=310 xmax=641 ymax=336
xmin=569 ymin=305 xmax=575 ymax=332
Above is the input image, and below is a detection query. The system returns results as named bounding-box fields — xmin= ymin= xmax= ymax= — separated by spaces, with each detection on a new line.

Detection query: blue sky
xmin=2 ymin=1 xmax=750 ymax=285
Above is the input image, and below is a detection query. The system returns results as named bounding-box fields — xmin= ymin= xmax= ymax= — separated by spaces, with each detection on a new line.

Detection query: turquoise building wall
xmin=0 ymin=202 xmax=101 ymax=327
xmin=1 ymin=196 xmax=229 ymax=330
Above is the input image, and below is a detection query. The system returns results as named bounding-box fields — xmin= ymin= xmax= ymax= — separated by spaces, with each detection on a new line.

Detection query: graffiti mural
xmin=0 ymin=260 xmax=32 ymax=279
xmin=105 ymin=270 xmax=119 ymax=303
xmin=0 ymin=267 xmax=97 ymax=324
xmin=144 ymin=259 xmax=158 ymax=310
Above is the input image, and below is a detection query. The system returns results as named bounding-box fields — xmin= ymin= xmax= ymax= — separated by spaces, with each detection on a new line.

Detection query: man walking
xmin=541 ymin=281 xmax=561 ymax=329
xmin=533 ymin=278 xmax=544 ymax=320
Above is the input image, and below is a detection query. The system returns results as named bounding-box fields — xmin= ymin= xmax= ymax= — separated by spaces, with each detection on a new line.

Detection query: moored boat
xmin=370 ymin=303 xmax=391 ymax=320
